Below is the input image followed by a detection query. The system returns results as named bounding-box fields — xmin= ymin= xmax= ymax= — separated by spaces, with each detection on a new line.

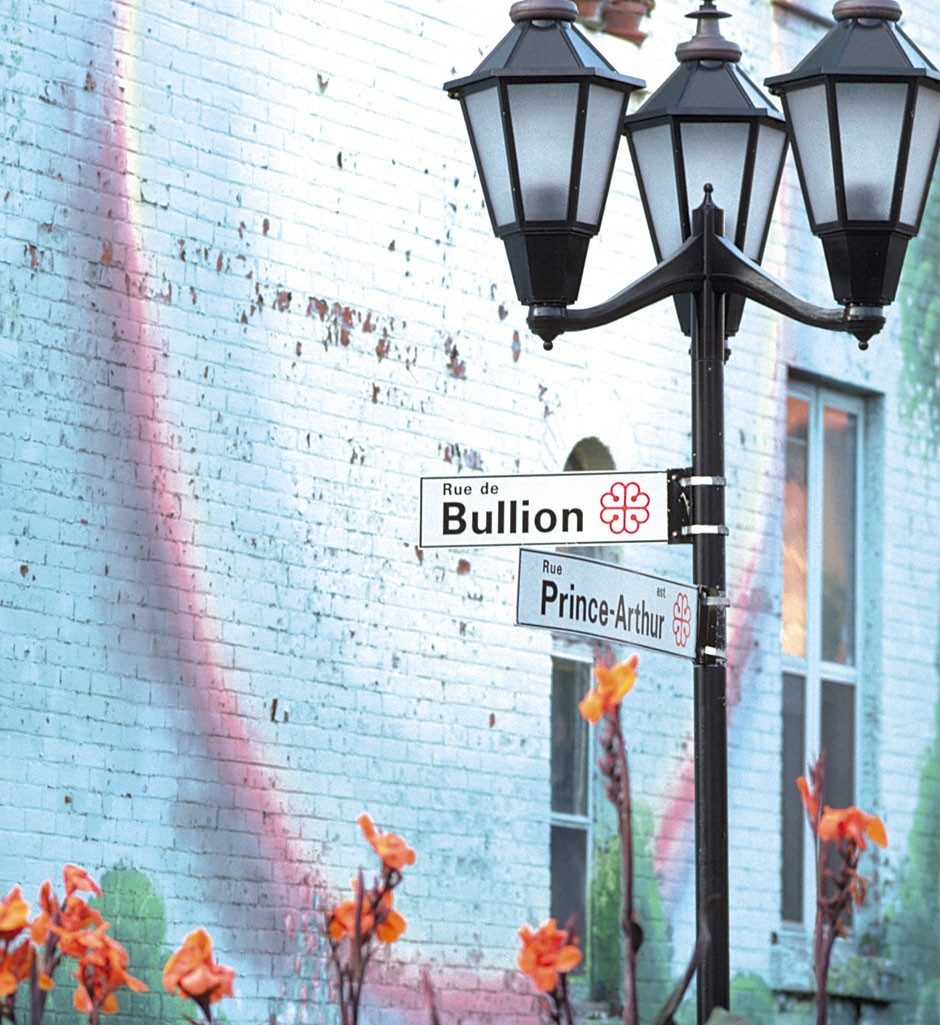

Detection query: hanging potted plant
xmin=602 ymin=0 xmax=654 ymax=43
xmin=574 ymin=0 xmax=604 ymax=23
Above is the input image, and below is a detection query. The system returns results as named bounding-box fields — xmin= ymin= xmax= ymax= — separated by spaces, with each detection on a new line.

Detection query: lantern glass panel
xmin=744 ymin=123 xmax=788 ymax=258
xmin=785 ymin=84 xmax=838 ymax=226
xmin=464 ymin=86 xmax=515 ymax=227
xmin=836 ymin=81 xmax=908 ymax=220
xmin=508 ymin=82 xmax=580 ymax=221
xmin=576 ymin=85 xmax=627 ymax=226
xmin=680 ymin=120 xmax=750 ymax=237
xmin=630 ymin=123 xmax=683 ymax=258
xmin=900 ymin=84 xmax=940 ymax=226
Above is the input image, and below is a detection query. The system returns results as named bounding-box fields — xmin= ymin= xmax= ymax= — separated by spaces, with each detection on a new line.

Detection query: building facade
xmin=1 ymin=1 xmax=938 ymax=1023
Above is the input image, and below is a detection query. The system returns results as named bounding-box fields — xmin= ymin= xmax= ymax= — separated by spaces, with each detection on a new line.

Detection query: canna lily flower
xmin=0 ymin=938 xmax=33 ymax=998
xmin=327 ymin=896 xmax=376 ymax=942
xmin=796 ymin=776 xmax=820 ymax=821
xmin=63 ymin=865 xmax=102 ymax=899
xmin=817 ymin=806 xmax=887 ymax=851
xmin=357 ymin=813 xmax=416 ymax=872
xmin=67 ymin=925 xmax=147 ymax=1017
xmin=0 ymin=887 xmax=30 ymax=942
xmin=162 ymin=928 xmax=235 ymax=1007
xmin=517 ymin=918 xmax=582 ymax=993
xmin=578 ymin=655 xmax=639 ymax=724
xmin=373 ymin=891 xmax=406 ymax=944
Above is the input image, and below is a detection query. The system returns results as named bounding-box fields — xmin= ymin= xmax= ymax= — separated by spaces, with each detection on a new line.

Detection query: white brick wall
xmin=1 ymin=1 xmax=938 ymax=1022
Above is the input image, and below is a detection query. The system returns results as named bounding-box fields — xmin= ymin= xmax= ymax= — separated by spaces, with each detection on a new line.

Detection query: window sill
xmin=769 ymin=940 xmax=902 ymax=1006
xmin=572 ymin=1003 xmax=619 ymax=1024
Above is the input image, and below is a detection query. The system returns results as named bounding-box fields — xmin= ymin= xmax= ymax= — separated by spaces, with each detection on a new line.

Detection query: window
xmin=550 ymin=657 xmax=592 ymax=935
xmin=780 ymin=383 xmax=863 ymax=924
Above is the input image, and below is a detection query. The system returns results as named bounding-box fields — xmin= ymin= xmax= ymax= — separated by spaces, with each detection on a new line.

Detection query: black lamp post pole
xmin=691 ymin=195 xmax=730 ymax=1022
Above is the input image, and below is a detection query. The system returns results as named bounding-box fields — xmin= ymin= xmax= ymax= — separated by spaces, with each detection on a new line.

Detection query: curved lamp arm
xmin=527 ymin=234 xmax=705 ymax=347
xmin=527 ymin=210 xmax=886 ymax=350
xmin=709 ymin=235 xmax=885 ymax=348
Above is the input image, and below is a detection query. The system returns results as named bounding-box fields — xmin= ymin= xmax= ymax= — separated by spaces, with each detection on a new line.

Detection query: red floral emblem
xmin=672 ymin=593 xmax=692 ymax=648
xmin=599 ymin=481 xmax=651 ymax=535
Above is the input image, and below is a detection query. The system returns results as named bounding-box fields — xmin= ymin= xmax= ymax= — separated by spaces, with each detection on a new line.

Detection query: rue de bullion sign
xmin=419 ymin=471 xmax=668 ymax=549
xmin=516 ymin=549 xmax=701 ymax=662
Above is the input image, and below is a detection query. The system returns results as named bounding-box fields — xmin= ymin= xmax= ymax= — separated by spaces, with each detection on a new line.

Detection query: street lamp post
xmin=445 ymin=1 xmax=940 ymax=1023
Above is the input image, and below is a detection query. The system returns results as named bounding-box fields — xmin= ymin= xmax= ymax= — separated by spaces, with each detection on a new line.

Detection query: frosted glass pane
xmin=680 ymin=121 xmax=749 ymax=240
xmin=900 ymin=85 xmax=940 ymax=227
xmin=464 ymin=87 xmax=515 ymax=227
xmin=508 ymin=82 xmax=579 ymax=221
xmin=630 ymin=124 xmax=683 ymax=258
xmin=837 ymin=82 xmax=907 ymax=220
xmin=786 ymin=85 xmax=838 ymax=226
xmin=577 ymin=85 xmax=626 ymax=226
xmin=744 ymin=124 xmax=787 ymax=259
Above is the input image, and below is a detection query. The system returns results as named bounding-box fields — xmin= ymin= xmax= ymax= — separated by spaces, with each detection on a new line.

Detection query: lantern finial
xmin=676 ymin=2 xmax=742 ymax=63
xmin=832 ymin=0 xmax=901 ymax=21
xmin=510 ymin=0 xmax=578 ymax=22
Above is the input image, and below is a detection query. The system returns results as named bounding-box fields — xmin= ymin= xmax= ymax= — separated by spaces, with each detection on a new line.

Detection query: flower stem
xmin=612 ymin=707 xmax=638 ymax=1025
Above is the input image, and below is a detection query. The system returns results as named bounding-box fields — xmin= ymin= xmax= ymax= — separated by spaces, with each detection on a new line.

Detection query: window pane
xmin=821 ymin=680 xmax=855 ymax=809
xmin=781 ymin=673 xmax=806 ymax=922
xmin=551 ymin=660 xmax=590 ymax=816
xmin=821 ymin=407 xmax=857 ymax=665
xmin=551 ymin=824 xmax=587 ymax=938
xmin=782 ymin=397 xmax=809 ymax=658
xmin=821 ymin=680 xmax=856 ymax=913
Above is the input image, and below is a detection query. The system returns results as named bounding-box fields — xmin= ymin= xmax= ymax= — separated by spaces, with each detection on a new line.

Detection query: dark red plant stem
xmin=612 ymin=707 xmax=638 ymax=1025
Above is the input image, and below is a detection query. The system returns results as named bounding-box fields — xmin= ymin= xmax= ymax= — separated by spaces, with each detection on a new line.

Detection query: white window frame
xmin=781 ymin=380 xmax=865 ymax=929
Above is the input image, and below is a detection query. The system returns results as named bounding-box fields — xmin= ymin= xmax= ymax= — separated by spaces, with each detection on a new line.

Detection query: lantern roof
xmin=765 ymin=2 xmax=940 ymax=90
xmin=444 ymin=2 xmax=643 ymax=96
xmin=626 ymin=2 xmax=784 ymax=124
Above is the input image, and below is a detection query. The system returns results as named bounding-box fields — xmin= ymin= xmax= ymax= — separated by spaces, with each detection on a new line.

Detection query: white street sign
xmin=516 ymin=548 xmax=700 ymax=661
xmin=419 ymin=471 xmax=668 ymax=549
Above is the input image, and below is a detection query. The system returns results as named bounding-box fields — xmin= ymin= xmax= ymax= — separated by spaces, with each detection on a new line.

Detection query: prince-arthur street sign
xmin=516 ymin=548 xmax=701 ymax=661
xmin=419 ymin=471 xmax=668 ymax=549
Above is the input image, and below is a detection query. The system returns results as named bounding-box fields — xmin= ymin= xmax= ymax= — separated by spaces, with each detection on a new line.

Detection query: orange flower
xmin=373 ymin=891 xmax=406 ymax=944
xmin=517 ymin=919 xmax=582 ymax=993
xmin=817 ymin=806 xmax=887 ymax=851
xmin=796 ymin=776 xmax=819 ymax=821
xmin=0 ymin=937 xmax=33 ymax=998
xmin=67 ymin=925 xmax=147 ymax=1017
xmin=0 ymin=887 xmax=30 ymax=942
xmin=327 ymin=897 xmax=375 ymax=942
xmin=578 ymin=655 xmax=639 ymax=724
xmin=31 ymin=876 xmax=102 ymax=947
xmin=63 ymin=865 xmax=102 ymax=899
xmin=357 ymin=813 xmax=416 ymax=872
xmin=162 ymin=928 xmax=235 ymax=1007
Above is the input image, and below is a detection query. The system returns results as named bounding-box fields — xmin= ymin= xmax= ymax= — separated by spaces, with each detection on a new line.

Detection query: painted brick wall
xmin=1 ymin=1 xmax=938 ymax=1023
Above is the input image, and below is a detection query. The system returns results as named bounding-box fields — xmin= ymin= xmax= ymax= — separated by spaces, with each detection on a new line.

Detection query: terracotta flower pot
xmin=575 ymin=0 xmax=603 ymax=21
xmin=602 ymin=0 xmax=651 ymax=44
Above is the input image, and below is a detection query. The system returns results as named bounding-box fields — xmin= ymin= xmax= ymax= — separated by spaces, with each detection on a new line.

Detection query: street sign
xmin=516 ymin=548 xmax=701 ymax=661
xmin=419 ymin=470 xmax=668 ymax=549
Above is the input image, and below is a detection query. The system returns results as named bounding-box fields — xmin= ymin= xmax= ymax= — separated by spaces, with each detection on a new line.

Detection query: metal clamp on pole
xmin=696 ymin=587 xmax=728 ymax=665
xmin=668 ymin=468 xmax=729 ymax=543
xmin=681 ymin=524 xmax=730 ymax=536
